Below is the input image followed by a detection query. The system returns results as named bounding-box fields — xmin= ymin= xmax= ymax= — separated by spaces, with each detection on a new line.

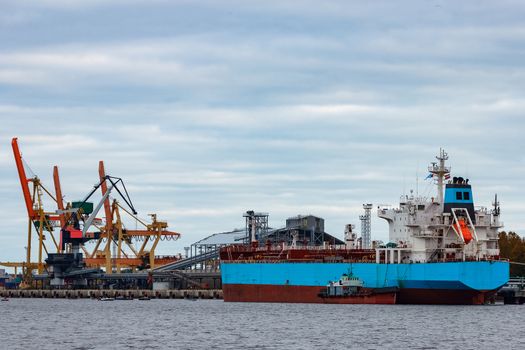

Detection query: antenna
xmin=403 ymin=172 xmax=406 ymax=197
xmin=416 ymin=161 xmax=419 ymax=197
xmin=493 ymin=194 xmax=500 ymax=216
xmin=428 ymin=149 xmax=450 ymax=206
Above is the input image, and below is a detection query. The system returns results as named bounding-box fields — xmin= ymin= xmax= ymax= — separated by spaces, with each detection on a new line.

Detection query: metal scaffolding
xmin=360 ymin=204 xmax=373 ymax=249
xmin=243 ymin=211 xmax=269 ymax=243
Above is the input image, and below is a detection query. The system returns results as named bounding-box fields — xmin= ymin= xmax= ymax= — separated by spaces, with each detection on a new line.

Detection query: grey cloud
xmin=0 ymin=1 xmax=524 ymax=262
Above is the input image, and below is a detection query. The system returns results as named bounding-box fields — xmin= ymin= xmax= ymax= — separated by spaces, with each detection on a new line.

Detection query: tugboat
xmin=320 ymin=271 xmax=363 ymax=297
xmin=318 ymin=270 xmax=398 ymax=304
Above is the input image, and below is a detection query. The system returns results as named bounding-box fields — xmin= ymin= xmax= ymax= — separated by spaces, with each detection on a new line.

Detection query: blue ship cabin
xmin=443 ymin=177 xmax=475 ymax=223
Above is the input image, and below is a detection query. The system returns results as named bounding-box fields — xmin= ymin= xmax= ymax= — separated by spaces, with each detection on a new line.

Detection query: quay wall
xmin=0 ymin=289 xmax=223 ymax=299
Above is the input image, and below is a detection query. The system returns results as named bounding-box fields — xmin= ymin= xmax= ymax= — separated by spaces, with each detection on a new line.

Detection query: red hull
xmin=223 ymin=284 xmax=396 ymax=304
xmin=396 ymin=288 xmax=495 ymax=305
xmin=223 ymin=284 xmax=495 ymax=305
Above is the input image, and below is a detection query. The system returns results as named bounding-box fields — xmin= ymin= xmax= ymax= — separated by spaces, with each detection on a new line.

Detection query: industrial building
xmin=0 ymin=137 xmax=353 ymax=292
xmin=188 ymin=212 xmax=344 ymax=271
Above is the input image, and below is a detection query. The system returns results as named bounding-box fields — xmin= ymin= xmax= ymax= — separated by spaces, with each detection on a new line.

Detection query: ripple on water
xmin=0 ymin=300 xmax=524 ymax=350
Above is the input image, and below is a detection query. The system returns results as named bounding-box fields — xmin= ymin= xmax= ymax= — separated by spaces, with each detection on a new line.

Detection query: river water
xmin=1 ymin=299 xmax=523 ymax=349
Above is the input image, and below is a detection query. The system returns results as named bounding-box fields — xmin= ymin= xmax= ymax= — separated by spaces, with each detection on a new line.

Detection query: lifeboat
xmin=453 ymin=218 xmax=473 ymax=244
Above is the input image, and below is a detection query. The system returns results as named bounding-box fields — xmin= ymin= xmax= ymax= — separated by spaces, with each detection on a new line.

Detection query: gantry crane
xmin=46 ymin=173 xmax=138 ymax=287
xmin=2 ymin=138 xmax=182 ymax=285
xmin=5 ymin=138 xmax=63 ymax=281
xmin=82 ymin=161 xmax=181 ymax=273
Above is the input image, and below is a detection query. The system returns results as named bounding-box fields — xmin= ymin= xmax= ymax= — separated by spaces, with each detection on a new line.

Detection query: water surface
xmin=1 ymin=299 xmax=523 ymax=349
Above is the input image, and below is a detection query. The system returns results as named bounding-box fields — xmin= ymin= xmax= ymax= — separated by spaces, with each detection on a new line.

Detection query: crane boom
xmin=83 ymin=183 xmax=114 ymax=235
xmin=99 ymin=161 xmax=112 ymax=231
xmin=11 ymin=137 xmax=36 ymax=219
xmin=53 ymin=166 xmax=66 ymax=228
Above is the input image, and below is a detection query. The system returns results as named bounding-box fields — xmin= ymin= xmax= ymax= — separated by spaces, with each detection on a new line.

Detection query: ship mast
xmin=428 ymin=149 xmax=450 ymax=207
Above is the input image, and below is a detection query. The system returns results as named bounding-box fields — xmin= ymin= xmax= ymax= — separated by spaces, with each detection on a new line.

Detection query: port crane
xmin=46 ymin=173 xmax=140 ymax=287
xmin=1 ymin=138 xmax=182 ymax=286
xmin=4 ymin=138 xmax=64 ymax=282
xmin=83 ymin=161 xmax=181 ymax=273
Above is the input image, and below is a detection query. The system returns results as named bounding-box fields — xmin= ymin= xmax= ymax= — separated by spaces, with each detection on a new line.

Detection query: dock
xmin=0 ymin=289 xmax=223 ymax=300
xmin=498 ymin=277 xmax=525 ymax=304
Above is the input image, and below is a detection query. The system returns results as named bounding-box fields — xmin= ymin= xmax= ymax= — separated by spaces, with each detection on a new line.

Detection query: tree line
xmin=499 ymin=231 xmax=525 ymax=276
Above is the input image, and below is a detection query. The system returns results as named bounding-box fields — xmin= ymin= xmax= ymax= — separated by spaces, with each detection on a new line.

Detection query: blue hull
xmin=221 ymin=261 xmax=509 ymax=292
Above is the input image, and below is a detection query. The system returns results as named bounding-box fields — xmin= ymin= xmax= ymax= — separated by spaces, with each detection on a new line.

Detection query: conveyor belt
xmin=153 ymin=249 xmax=219 ymax=271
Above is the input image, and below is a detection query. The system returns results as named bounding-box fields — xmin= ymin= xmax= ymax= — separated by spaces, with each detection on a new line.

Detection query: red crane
xmin=10 ymin=138 xmax=61 ymax=277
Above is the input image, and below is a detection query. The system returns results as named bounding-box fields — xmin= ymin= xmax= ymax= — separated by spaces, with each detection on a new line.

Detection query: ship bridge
xmin=376 ymin=149 xmax=502 ymax=264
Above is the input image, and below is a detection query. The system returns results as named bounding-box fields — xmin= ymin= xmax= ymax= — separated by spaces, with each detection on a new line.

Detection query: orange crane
xmin=53 ymin=166 xmax=67 ymax=235
xmin=83 ymin=161 xmax=181 ymax=273
xmin=10 ymin=138 xmax=62 ymax=277
xmin=5 ymin=138 xmax=182 ymax=283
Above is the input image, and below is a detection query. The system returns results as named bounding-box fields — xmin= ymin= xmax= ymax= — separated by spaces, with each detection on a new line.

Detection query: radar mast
xmin=428 ymin=149 xmax=450 ymax=207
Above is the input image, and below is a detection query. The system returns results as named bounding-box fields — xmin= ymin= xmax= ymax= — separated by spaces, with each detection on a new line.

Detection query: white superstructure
xmin=376 ymin=150 xmax=502 ymax=263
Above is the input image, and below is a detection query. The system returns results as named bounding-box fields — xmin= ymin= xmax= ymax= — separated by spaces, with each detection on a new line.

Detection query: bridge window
xmin=463 ymin=192 xmax=470 ymax=200
xmin=456 ymin=192 xmax=462 ymax=200
xmin=418 ymin=205 xmax=425 ymax=210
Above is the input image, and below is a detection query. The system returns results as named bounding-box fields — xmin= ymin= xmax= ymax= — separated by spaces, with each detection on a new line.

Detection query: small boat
xmin=99 ymin=297 xmax=115 ymax=301
xmin=1 ymin=297 xmax=8 ymax=302
xmin=318 ymin=271 xmax=398 ymax=304
xmin=138 ymin=296 xmax=151 ymax=301
xmin=452 ymin=217 xmax=473 ymax=244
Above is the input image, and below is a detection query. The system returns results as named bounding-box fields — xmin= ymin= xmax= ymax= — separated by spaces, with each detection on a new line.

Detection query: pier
xmin=0 ymin=289 xmax=223 ymax=300
xmin=498 ymin=278 xmax=525 ymax=304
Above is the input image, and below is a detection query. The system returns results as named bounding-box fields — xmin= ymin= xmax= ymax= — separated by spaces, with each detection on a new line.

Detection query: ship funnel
xmin=444 ymin=179 xmax=475 ymax=224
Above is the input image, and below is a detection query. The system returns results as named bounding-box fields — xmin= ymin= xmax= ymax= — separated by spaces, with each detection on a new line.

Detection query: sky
xmin=0 ymin=0 xmax=524 ymax=264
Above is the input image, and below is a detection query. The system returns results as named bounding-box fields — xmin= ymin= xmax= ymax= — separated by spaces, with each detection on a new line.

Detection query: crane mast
xmin=3 ymin=137 xmax=183 ymax=286
xmin=11 ymin=138 xmax=36 ymax=220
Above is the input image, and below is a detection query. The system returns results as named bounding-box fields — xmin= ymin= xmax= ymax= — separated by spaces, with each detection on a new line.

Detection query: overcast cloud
xmin=0 ymin=1 xmax=524 ymax=262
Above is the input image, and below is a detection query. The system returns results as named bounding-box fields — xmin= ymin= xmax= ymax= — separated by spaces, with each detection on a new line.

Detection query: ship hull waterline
xmin=223 ymin=284 xmax=397 ymax=304
xmin=222 ymin=284 xmax=498 ymax=305
xmin=220 ymin=260 xmax=509 ymax=305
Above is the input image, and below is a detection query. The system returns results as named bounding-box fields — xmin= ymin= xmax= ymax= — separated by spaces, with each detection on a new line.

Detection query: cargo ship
xmin=220 ymin=150 xmax=510 ymax=305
